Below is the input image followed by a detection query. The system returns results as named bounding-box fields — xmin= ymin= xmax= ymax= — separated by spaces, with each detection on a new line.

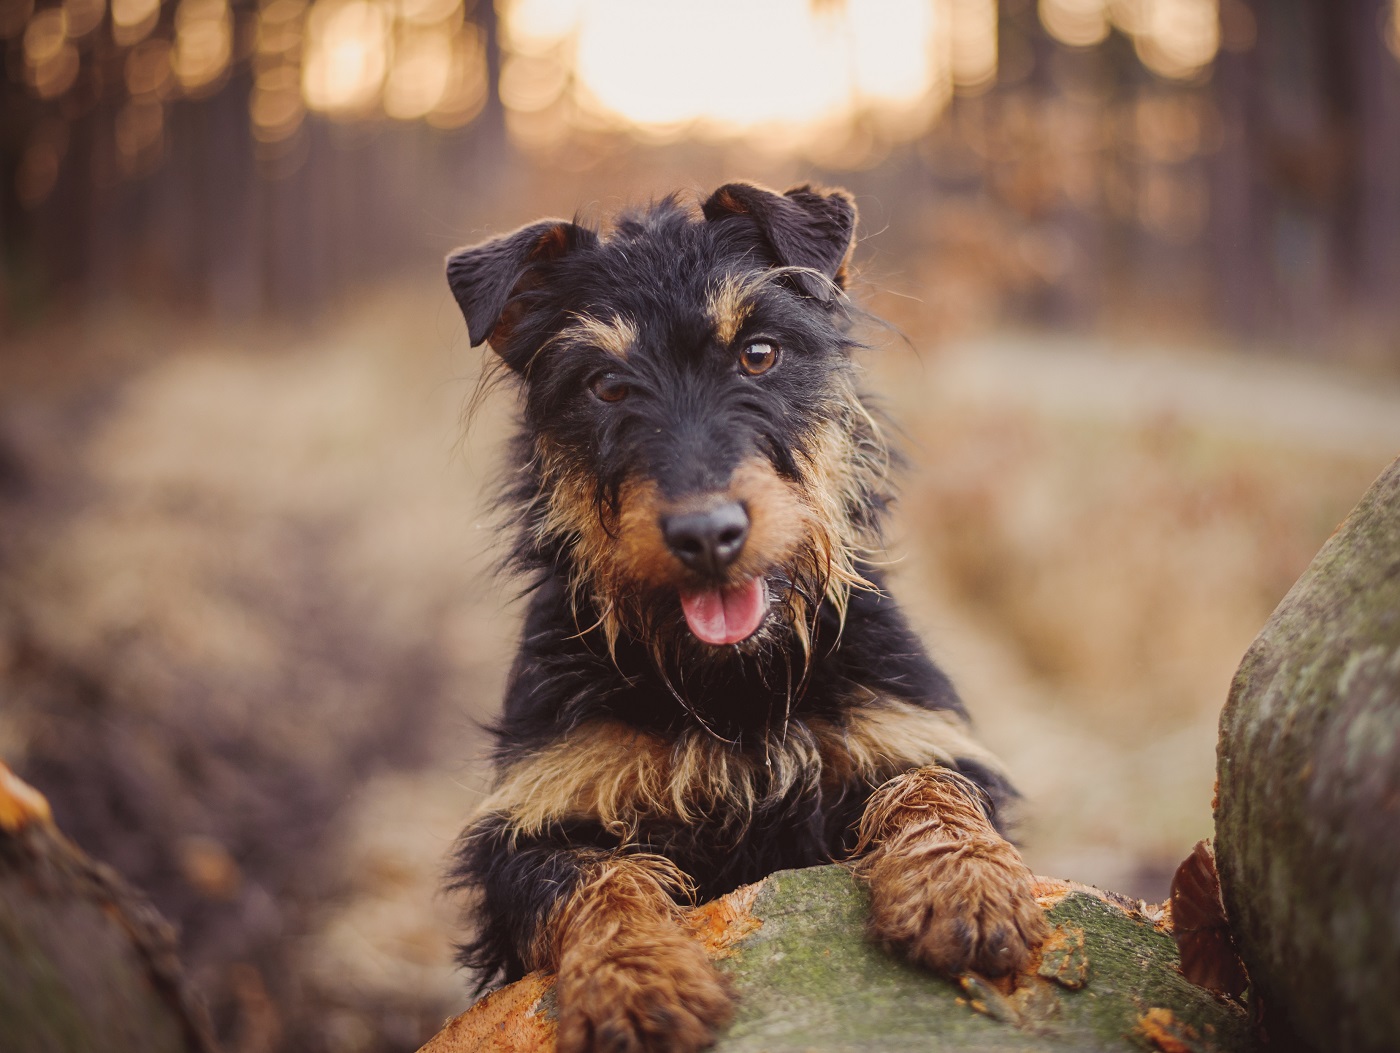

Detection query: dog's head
xmin=447 ymin=183 xmax=890 ymax=659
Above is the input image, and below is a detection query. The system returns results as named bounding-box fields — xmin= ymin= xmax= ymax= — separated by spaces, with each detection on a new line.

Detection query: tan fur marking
xmin=613 ymin=477 xmax=688 ymax=588
xmin=531 ymin=223 xmax=570 ymax=260
xmin=726 ymin=459 xmax=811 ymax=580
xmin=711 ymin=187 xmax=749 ymax=215
xmin=705 ymin=262 xmax=848 ymax=351
xmin=475 ymin=699 xmax=1008 ymax=843
xmin=475 ymin=720 xmax=821 ymax=842
xmin=558 ymin=312 xmax=638 ymax=359
xmin=550 ymin=854 xmax=734 ymax=1053
xmin=855 ymin=768 xmax=1050 ymax=978
xmin=794 ymin=388 xmax=890 ymax=612
xmin=708 ymin=274 xmax=756 ymax=346
xmin=822 ymin=699 xmax=1006 ymax=791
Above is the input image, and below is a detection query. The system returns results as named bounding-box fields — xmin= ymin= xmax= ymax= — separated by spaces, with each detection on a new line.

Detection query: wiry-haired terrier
xmin=445 ymin=183 xmax=1049 ymax=1052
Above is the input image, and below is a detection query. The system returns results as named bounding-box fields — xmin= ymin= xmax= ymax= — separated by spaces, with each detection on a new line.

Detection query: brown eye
xmin=739 ymin=341 xmax=778 ymax=376
xmin=589 ymin=372 xmax=630 ymax=402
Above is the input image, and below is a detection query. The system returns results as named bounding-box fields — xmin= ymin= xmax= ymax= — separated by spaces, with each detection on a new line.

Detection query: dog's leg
xmin=546 ymin=852 xmax=734 ymax=1053
xmin=853 ymin=767 xmax=1049 ymax=977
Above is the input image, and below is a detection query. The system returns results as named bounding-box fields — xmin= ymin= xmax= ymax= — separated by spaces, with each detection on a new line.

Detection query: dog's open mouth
xmin=679 ymin=578 xmax=769 ymax=645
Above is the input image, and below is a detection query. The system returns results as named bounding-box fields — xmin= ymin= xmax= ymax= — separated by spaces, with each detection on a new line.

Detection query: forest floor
xmin=2 ymin=278 xmax=1397 ymax=1052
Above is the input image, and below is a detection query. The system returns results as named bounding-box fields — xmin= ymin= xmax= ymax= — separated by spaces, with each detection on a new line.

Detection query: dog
xmin=444 ymin=183 xmax=1049 ymax=1053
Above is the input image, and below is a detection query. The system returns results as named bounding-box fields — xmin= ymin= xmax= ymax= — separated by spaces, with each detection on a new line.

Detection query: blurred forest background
xmin=2 ymin=1 xmax=1400 ymax=1051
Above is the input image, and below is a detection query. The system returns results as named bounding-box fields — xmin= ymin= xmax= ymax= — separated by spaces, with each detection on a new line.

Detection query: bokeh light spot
xmin=1135 ymin=0 xmax=1219 ymax=79
xmin=252 ymin=66 xmax=306 ymax=140
xmin=24 ymin=6 xmax=68 ymax=64
xmin=500 ymin=0 xmax=949 ymax=156
xmin=952 ymin=0 xmax=999 ymax=92
xmin=302 ymin=0 xmax=391 ymax=115
xmin=111 ymin=0 xmax=160 ymax=45
xmin=1040 ymin=0 xmax=1111 ymax=48
xmin=172 ymin=0 xmax=233 ymax=94
xmin=384 ymin=23 xmax=453 ymax=118
xmin=394 ymin=0 xmax=460 ymax=27
xmin=425 ymin=22 xmax=486 ymax=127
xmin=126 ymin=38 xmax=174 ymax=96
xmin=24 ymin=8 xmax=81 ymax=98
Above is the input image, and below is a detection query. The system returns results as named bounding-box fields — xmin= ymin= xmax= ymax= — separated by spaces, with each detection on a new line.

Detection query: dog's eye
xmin=589 ymin=372 xmax=630 ymax=403
xmin=739 ymin=341 xmax=779 ymax=376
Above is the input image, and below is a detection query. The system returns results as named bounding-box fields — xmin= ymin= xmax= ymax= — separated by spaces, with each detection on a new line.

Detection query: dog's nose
xmin=663 ymin=503 xmax=749 ymax=577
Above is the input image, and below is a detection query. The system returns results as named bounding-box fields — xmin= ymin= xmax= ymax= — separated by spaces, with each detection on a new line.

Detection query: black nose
xmin=663 ymin=502 xmax=750 ymax=577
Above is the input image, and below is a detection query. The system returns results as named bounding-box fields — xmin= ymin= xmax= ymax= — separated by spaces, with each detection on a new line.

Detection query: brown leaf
xmin=1170 ymin=839 xmax=1248 ymax=997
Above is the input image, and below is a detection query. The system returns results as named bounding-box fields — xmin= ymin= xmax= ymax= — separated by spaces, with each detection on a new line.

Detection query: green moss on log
xmin=1216 ymin=456 xmax=1400 ymax=1053
xmin=422 ymin=865 xmax=1254 ymax=1053
xmin=715 ymin=866 xmax=1250 ymax=1053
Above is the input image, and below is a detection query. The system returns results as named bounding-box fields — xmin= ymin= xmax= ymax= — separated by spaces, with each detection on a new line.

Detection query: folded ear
xmin=701 ymin=182 xmax=858 ymax=291
xmin=446 ymin=220 xmax=598 ymax=355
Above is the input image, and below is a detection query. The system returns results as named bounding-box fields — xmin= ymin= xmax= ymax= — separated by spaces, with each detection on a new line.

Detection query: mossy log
xmin=421 ymin=865 xmax=1253 ymax=1053
xmin=1215 ymin=456 xmax=1400 ymax=1053
xmin=0 ymin=762 xmax=216 ymax=1053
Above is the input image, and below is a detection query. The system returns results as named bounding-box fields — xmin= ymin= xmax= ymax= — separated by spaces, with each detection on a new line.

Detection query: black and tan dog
xmin=445 ymin=183 xmax=1049 ymax=1052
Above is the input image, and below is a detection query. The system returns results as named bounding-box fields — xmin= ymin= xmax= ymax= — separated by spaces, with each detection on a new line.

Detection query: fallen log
xmin=421 ymin=865 xmax=1254 ymax=1053
xmin=0 ymin=762 xmax=217 ymax=1053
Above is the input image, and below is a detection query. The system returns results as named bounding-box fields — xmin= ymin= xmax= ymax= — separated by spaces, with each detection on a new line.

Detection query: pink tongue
xmin=680 ymin=579 xmax=769 ymax=645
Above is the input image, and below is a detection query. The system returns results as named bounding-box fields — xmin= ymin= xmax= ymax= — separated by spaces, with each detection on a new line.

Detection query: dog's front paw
xmin=863 ymin=834 xmax=1050 ymax=977
xmin=556 ymin=929 xmax=734 ymax=1053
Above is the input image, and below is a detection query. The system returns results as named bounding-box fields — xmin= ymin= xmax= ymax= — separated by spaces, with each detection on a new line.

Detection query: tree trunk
xmin=1215 ymin=456 xmax=1400 ymax=1053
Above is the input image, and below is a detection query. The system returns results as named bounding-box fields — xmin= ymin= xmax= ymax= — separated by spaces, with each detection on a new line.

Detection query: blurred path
xmin=939 ymin=333 xmax=1400 ymax=459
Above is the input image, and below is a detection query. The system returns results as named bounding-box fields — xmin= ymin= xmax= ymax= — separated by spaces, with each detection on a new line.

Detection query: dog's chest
xmin=481 ymin=698 xmax=987 ymax=844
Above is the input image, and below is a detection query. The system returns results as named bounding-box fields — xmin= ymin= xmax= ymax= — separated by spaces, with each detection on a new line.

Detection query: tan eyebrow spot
xmin=560 ymin=313 xmax=638 ymax=358
xmin=707 ymin=273 xmax=757 ymax=346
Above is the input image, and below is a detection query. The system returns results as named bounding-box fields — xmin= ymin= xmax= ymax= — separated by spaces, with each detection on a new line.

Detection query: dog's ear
xmin=701 ymin=183 xmax=857 ymax=290
xmin=446 ymin=220 xmax=598 ymax=357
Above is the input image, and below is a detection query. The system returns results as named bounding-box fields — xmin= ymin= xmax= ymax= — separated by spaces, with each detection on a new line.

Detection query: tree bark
xmin=1215 ymin=456 xmax=1400 ymax=1053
